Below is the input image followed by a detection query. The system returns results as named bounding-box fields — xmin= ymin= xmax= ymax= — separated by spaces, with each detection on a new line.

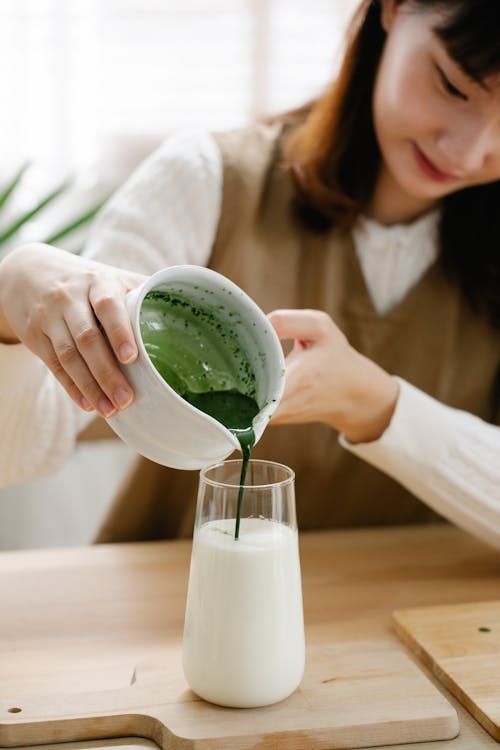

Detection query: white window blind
xmin=0 ymin=0 xmax=359 ymax=181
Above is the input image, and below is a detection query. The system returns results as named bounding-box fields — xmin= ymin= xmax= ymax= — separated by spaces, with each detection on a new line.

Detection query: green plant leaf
xmin=0 ymin=162 xmax=31 ymax=213
xmin=43 ymin=197 xmax=108 ymax=245
xmin=0 ymin=178 xmax=73 ymax=247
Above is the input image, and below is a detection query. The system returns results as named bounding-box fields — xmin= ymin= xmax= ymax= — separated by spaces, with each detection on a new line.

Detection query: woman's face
xmin=372 ymin=0 xmax=500 ymax=213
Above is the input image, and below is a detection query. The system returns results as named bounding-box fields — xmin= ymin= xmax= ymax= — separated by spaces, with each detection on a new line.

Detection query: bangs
xmin=431 ymin=0 xmax=500 ymax=82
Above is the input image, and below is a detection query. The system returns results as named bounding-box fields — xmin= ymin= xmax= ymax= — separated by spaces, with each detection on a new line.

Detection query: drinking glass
xmin=182 ymin=459 xmax=305 ymax=708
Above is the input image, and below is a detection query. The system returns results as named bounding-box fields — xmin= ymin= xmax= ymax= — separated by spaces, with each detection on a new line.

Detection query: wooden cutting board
xmin=0 ymin=642 xmax=458 ymax=749
xmin=0 ymin=535 xmax=461 ymax=749
xmin=393 ymin=600 xmax=500 ymax=741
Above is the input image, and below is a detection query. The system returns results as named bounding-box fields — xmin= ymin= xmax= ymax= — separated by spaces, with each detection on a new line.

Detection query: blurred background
xmin=0 ymin=0 xmax=358 ymax=549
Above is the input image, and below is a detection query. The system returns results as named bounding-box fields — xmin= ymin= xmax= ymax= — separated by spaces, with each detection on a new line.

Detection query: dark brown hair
xmin=283 ymin=0 xmax=500 ymax=327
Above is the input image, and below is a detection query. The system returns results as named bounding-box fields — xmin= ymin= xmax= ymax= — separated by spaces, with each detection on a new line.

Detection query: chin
xmin=387 ymin=153 xmax=451 ymax=203
xmin=402 ymin=177 xmax=447 ymax=201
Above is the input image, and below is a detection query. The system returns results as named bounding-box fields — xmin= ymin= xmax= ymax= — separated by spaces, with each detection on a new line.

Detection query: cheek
xmin=373 ymin=52 xmax=439 ymax=143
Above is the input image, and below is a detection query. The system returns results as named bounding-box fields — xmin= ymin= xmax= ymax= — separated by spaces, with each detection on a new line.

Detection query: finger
xmin=268 ymin=360 xmax=307 ymax=424
xmin=270 ymin=394 xmax=308 ymax=425
xmin=270 ymin=378 xmax=318 ymax=425
xmin=63 ymin=304 xmax=134 ymax=413
xmin=37 ymin=333 xmax=98 ymax=414
xmin=89 ymin=280 xmax=138 ymax=364
xmin=47 ymin=318 xmax=117 ymax=417
xmin=267 ymin=309 xmax=332 ymax=344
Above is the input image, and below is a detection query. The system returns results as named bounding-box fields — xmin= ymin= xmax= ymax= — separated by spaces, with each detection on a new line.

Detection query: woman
xmin=0 ymin=0 xmax=499 ymax=545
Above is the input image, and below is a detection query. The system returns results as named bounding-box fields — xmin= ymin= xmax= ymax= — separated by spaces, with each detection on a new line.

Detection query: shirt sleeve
xmin=0 ymin=343 xmax=94 ymax=486
xmin=340 ymin=377 xmax=500 ymax=550
xmin=84 ymin=129 xmax=222 ymax=272
xmin=0 ymin=130 xmax=223 ymax=488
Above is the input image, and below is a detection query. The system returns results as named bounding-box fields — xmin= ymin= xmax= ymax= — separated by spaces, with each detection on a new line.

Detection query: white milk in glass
xmin=182 ymin=517 xmax=305 ymax=708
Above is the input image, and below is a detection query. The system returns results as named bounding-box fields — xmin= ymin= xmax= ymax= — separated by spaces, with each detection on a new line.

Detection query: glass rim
xmin=200 ymin=458 xmax=295 ymax=490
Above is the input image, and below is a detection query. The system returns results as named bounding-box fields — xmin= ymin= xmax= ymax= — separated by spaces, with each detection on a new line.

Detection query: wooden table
xmin=1 ymin=524 xmax=499 ymax=750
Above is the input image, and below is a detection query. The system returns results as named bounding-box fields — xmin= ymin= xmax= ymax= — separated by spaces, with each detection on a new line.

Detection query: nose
xmin=435 ymin=119 xmax=493 ymax=175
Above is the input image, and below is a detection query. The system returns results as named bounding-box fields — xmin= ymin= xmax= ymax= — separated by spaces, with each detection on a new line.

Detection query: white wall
xmin=0 ymin=443 xmax=134 ymax=550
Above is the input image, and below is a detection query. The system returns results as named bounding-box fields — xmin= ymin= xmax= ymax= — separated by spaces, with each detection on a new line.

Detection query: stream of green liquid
xmin=140 ymin=289 xmax=261 ymax=539
xmin=184 ymin=391 xmax=257 ymax=539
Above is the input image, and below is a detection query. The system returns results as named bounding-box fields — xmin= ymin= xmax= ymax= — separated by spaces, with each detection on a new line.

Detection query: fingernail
xmin=119 ymin=343 xmax=136 ymax=363
xmin=80 ymin=397 xmax=94 ymax=411
xmin=98 ymin=397 xmax=116 ymax=418
xmin=114 ymin=388 xmax=133 ymax=409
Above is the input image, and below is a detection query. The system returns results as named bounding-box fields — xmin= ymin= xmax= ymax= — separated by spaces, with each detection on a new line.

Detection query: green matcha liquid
xmin=140 ymin=289 xmax=261 ymax=539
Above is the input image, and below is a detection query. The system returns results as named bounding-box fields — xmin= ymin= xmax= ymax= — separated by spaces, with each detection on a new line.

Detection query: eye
xmin=435 ymin=64 xmax=468 ymax=101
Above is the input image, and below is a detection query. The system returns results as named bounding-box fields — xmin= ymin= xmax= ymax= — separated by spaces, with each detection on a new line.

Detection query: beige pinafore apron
xmin=95 ymin=123 xmax=500 ymax=543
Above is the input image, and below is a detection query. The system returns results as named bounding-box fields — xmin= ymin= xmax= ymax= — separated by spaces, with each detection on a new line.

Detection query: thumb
xmin=267 ymin=309 xmax=331 ymax=344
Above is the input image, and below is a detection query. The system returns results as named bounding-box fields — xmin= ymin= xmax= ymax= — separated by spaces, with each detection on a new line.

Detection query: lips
xmin=413 ymin=144 xmax=460 ymax=183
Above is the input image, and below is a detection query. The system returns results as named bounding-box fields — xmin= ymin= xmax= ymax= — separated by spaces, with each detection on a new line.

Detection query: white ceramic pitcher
xmin=107 ymin=265 xmax=285 ymax=470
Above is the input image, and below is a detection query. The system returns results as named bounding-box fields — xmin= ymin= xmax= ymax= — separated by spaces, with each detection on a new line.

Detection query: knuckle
xmin=57 ymin=342 xmax=79 ymax=366
xmin=47 ymin=283 xmax=72 ymax=305
xmin=314 ymin=310 xmax=332 ymax=334
xmin=75 ymin=326 xmax=100 ymax=349
xmin=271 ymin=309 xmax=287 ymax=322
xmin=93 ymin=294 xmax=116 ymax=316
xmin=95 ymin=365 xmax=121 ymax=389
xmin=79 ymin=380 xmax=101 ymax=402
xmin=26 ymin=303 xmax=48 ymax=333
xmin=106 ymin=322 xmax=129 ymax=344
xmin=267 ymin=310 xmax=286 ymax=329
xmin=85 ymin=268 xmax=98 ymax=283
xmin=46 ymin=354 xmax=65 ymax=377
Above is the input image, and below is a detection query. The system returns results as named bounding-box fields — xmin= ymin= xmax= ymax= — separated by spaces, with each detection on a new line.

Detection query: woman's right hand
xmin=0 ymin=243 xmax=147 ymax=417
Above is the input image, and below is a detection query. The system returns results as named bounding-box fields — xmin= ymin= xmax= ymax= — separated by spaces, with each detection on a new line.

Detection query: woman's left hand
xmin=267 ymin=309 xmax=400 ymax=443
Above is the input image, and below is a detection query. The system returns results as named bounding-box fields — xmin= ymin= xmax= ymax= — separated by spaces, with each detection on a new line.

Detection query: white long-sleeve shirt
xmin=1 ymin=131 xmax=499 ymax=547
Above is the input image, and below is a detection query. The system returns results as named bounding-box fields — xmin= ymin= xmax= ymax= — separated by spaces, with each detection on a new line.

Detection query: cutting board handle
xmin=0 ymin=661 xmax=185 ymax=747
